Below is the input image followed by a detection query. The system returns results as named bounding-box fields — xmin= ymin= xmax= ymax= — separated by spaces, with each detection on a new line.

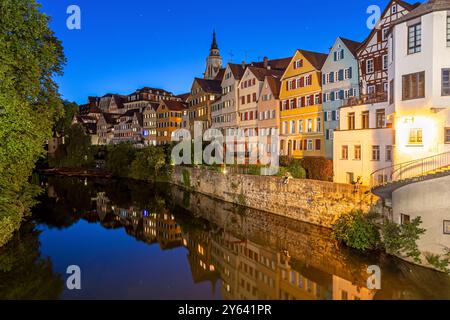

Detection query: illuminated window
xmin=409 ymin=128 xmax=423 ymax=145
xmin=386 ymin=145 xmax=393 ymax=162
xmin=447 ymin=16 xmax=450 ymax=47
xmin=442 ymin=69 xmax=450 ymax=96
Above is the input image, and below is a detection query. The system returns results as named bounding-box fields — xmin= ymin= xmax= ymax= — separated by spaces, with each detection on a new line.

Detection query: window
xmin=354 ymin=145 xmax=361 ymax=160
xmin=408 ymin=23 xmax=421 ymax=54
xmin=361 ymin=111 xmax=369 ymax=129
xmin=382 ymin=28 xmax=389 ymax=41
xmin=386 ymin=145 xmax=393 ymax=162
xmin=376 ymin=109 xmax=385 ymax=128
xmin=342 ymin=146 xmax=349 ymax=160
xmin=444 ymin=220 xmax=450 ymax=235
xmin=402 ymin=71 xmax=425 ymax=100
xmin=294 ymin=59 xmax=303 ymax=69
xmin=307 ymin=119 xmax=313 ymax=133
xmin=392 ymin=4 xmax=397 ymax=13
xmin=389 ymin=80 xmax=395 ymax=104
xmin=298 ymin=120 xmax=303 ymax=133
xmin=290 ymin=120 xmax=296 ymax=134
xmin=345 ymin=173 xmax=354 ymax=185
xmin=307 ymin=140 xmax=313 ymax=151
xmin=283 ymin=121 xmax=288 ymax=134
xmin=409 ymin=128 xmax=423 ymax=145
xmin=372 ymin=146 xmax=380 ymax=161
xmin=383 ymin=55 xmax=388 ymax=70
xmin=447 ymin=16 xmax=450 ymax=47
xmin=445 ymin=128 xmax=450 ymax=144
xmin=347 ymin=113 xmax=355 ymax=130
xmin=315 ymin=139 xmax=321 ymax=150
xmin=368 ymin=85 xmax=376 ymax=95
xmin=401 ymin=214 xmax=411 ymax=225
xmin=316 ymin=117 xmax=321 ymax=132
xmin=367 ymin=59 xmax=374 ymax=73
xmin=442 ymin=69 xmax=450 ymax=96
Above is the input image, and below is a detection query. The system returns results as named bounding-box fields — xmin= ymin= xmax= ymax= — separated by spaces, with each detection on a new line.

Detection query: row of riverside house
xmin=68 ymin=0 xmax=450 ymax=187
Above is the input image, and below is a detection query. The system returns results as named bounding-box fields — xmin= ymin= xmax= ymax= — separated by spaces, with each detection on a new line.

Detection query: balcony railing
xmin=371 ymin=151 xmax=450 ymax=190
xmin=343 ymin=92 xmax=388 ymax=108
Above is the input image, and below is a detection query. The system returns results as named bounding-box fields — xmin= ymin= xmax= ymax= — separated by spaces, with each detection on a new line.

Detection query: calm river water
xmin=1 ymin=176 xmax=449 ymax=300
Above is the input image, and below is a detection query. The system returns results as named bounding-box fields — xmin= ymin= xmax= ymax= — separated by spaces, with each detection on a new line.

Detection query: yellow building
xmin=279 ymin=50 xmax=327 ymax=158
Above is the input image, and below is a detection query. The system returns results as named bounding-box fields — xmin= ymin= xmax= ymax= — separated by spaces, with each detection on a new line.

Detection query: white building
xmin=333 ymin=102 xmax=394 ymax=185
xmin=384 ymin=0 xmax=450 ymax=258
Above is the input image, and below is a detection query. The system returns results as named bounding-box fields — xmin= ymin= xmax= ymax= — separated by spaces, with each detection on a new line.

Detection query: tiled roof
xmin=297 ymin=50 xmax=328 ymax=70
xmin=162 ymin=100 xmax=188 ymax=111
xmin=247 ymin=66 xmax=284 ymax=81
xmin=265 ymin=75 xmax=282 ymax=99
xmin=253 ymin=57 xmax=292 ymax=71
xmin=339 ymin=37 xmax=362 ymax=56
xmin=101 ymin=113 xmax=121 ymax=125
xmin=214 ymin=68 xmax=226 ymax=81
xmin=176 ymin=93 xmax=191 ymax=102
xmin=394 ymin=0 xmax=450 ymax=25
xmin=194 ymin=78 xmax=222 ymax=94
xmin=228 ymin=63 xmax=247 ymax=80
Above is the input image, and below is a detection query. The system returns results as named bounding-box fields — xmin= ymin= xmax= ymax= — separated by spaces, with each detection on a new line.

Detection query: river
xmin=1 ymin=176 xmax=449 ymax=300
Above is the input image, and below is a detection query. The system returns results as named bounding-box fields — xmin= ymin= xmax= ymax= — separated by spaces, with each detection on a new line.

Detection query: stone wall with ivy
xmin=172 ymin=166 xmax=379 ymax=228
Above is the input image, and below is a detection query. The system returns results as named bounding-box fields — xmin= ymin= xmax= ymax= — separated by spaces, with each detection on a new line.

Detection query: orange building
xmin=156 ymin=100 xmax=188 ymax=145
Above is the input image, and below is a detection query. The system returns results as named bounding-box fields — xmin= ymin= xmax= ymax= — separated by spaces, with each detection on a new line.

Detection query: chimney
xmin=263 ymin=56 xmax=269 ymax=69
xmin=241 ymin=61 xmax=246 ymax=69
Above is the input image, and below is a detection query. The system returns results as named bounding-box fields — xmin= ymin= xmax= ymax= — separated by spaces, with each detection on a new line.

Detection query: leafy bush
xmin=286 ymin=160 xmax=306 ymax=179
xmin=425 ymin=251 xmax=450 ymax=273
xmin=129 ymin=146 xmax=166 ymax=181
xmin=333 ymin=210 xmax=381 ymax=251
xmin=105 ymin=143 xmax=137 ymax=177
xmin=380 ymin=217 xmax=426 ymax=263
xmin=301 ymin=157 xmax=333 ymax=181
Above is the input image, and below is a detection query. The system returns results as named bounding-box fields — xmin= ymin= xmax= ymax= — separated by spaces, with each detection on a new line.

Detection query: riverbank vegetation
xmin=0 ymin=0 xmax=66 ymax=247
xmin=332 ymin=210 xmax=450 ymax=273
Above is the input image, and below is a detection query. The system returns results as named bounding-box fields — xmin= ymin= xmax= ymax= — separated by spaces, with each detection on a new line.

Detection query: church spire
xmin=211 ymin=30 xmax=218 ymax=50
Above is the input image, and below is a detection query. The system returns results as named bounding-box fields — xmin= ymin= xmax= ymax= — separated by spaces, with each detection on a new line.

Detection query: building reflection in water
xmin=37 ymin=176 xmax=450 ymax=300
xmin=88 ymin=185 xmax=376 ymax=301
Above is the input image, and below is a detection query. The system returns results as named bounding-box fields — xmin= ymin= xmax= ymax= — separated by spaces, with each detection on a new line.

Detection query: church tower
xmin=204 ymin=31 xmax=223 ymax=80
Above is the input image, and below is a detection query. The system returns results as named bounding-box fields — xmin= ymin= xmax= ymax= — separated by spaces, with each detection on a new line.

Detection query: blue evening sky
xmin=38 ymin=0 xmax=423 ymax=104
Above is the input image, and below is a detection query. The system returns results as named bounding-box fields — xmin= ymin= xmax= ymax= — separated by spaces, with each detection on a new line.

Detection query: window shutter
xmin=324 ymin=111 xmax=328 ymax=122
xmin=339 ymin=90 xmax=344 ymax=100
xmin=334 ymin=51 xmax=337 ymax=61
xmin=349 ymin=67 xmax=353 ymax=79
xmin=303 ymin=140 xmax=307 ymax=150
xmin=330 ymin=92 xmax=335 ymax=101
xmin=300 ymin=77 xmax=305 ymax=87
xmin=341 ymin=49 xmax=344 ymax=59
xmin=330 ymin=72 xmax=334 ymax=83
xmin=286 ymin=82 xmax=289 ymax=91
xmin=323 ymin=93 xmax=327 ymax=102
xmin=339 ymin=70 xmax=344 ymax=81
xmin=323 ymin=74 xmax=326 ymax=85
xmin=301 ymin=96 xmax=305 ymax=107
xmin=293 ymin=98 xmax=297 ymax=109
xmin=332 ymin=110 xmax=336 ymax=121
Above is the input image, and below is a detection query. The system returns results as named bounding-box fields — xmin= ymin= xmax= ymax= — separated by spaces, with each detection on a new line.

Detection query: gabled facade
xmin=239 ymin=66 xmax=283 ymax=140
xmin=211 ymin=63 xmax=246 ymax=136
xmin=97 ymin=113 xmax=120 ymax=145
xmin=124 ymin=87 xmax=179 ymax=111
xmin=279 ymin=50 xmax=328 ymax=158
xmin=142 ymin=103 xmax=159 ymax=146
xmin=186 ymin=78 xmax=221 ymax=135
xmin=321 ymin=37 xmax=361 ymax=159
xmin=257 ymin=75 xmax=282 ymax=156
xmin=156 ymin=100 xmax=188 ymax=145
xmin=112 ymin=109 xmax=141 ymax=144
xmin=357 ymin=0 xmax=418 ymax=101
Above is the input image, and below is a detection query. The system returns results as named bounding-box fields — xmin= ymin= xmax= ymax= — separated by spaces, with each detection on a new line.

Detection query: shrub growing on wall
xmin=301 ymin=157 xmax=333 ymax=181
xmin=332 ymin=210 xmax=381 ymax=251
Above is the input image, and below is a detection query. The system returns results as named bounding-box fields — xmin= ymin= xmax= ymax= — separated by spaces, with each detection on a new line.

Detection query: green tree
xmin=0 ymin=0 xmax=66 ymax=247
xmin=54 ymin=100 xmax=79 ymax=135
xmin=105 ymin=143 xmax=137 ymax=177
xmin=63 ymin=124 xmax=93 ymax=168
xmin=129 ymin=146 xmax=166 ymax=181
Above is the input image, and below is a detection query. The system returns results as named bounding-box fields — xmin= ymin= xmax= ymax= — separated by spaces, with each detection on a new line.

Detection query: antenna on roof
xmin=228 ymin=50 xmax=234 ymax=62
